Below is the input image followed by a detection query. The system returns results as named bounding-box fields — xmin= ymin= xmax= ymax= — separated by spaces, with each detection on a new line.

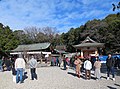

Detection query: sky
xmin=0 ymin=0 xmax=119 ymax=33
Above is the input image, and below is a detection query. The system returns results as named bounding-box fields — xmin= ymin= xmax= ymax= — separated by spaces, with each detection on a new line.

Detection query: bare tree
xmin=24 ymin=26 xmax=59 ymax=43
xmin=24 ymin=27 xmax=39 ymax=41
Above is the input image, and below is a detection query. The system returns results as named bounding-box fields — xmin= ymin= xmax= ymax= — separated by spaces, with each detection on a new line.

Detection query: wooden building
xmin=10 ymin=42 xmax=51 ymax=62
xmin=73 ymin=36 xmax=104 ymax=58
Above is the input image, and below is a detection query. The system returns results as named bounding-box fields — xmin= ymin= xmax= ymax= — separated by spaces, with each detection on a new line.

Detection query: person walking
xmin=15 ymin=54 xmax=25 ymax=83
xmin=74 ymin=57 xmax=82 ymax=78
xmin=84 ymin=58 xmax=92 ymax=80
xmin=106 ymin=53 xmax=115 ymax=81
xmin=94 ymin=57 xmax=101 ymax=80
xmin=28 ymin=55 xmax=38 ymax=80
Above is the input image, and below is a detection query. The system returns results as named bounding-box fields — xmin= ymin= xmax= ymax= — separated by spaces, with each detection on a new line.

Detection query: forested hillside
xmin=59 ymin=14 xmax=120 ymax=54
xmin=0 ymin=14 xmax=119 ymax=54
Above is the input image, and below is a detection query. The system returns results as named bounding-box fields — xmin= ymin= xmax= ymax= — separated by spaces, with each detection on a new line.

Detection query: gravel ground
xmin=0 ymin=67 xmax=120 ymax=89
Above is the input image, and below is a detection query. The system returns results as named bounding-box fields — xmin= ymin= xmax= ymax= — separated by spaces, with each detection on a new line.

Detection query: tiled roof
xmin=81 ymin=36 xmax=96 ymax=43
xmin=74 ymin=36 xmax=104 ymax=48
xmin=74 ymin=43 xmax=104 ymax=48
xmin=12 ymin=43 xmax=51 ymax=51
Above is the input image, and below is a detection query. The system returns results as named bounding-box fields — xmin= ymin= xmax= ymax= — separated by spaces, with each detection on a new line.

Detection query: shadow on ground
xmin=67 ymin=72 xmax=77 ymax=77
xmin=114 ymin=83 xmax=120 ymax=87
xmin=107 ymin=86 xmax=117 ymax=89
xmin=23 ymin=72 xmax=28 ymax=81
xmin=67 ymin=71 xmax=96 ymax=80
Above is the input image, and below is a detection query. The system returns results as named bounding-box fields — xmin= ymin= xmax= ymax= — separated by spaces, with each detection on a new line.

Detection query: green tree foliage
xmin=60 ymin=14 xmax=120 ymax=53
xmin=0 ymin=25 xmax=60 ymax=52
xmin=13 ymin=30 xmax=33 ymax=44
xmin=0 ymin=13 xmax=119 ymax=54
xmin=0 ymin=23 xmax=19 ymax=51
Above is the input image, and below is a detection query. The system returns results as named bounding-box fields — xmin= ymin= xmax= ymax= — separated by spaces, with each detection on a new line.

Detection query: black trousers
xmin=63 ymin=60 xmax=67 ymax=70
xmin=30 ymin=68 xmax=37 ymax=80
xmin=107 ymin=67 xmax=115 ymax=78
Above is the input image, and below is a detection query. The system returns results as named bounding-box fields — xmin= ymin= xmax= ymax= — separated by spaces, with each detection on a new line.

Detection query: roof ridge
xmin=81 ymin=36 xmax=97 ymax=44
xmin=18 ymin=42 xmax=50 ymax=46
xmin=12 ymin=42 xmax=51 ymax=51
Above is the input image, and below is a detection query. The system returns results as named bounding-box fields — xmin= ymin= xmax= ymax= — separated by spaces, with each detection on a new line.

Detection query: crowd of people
xmin=0 ymin=57 xmax=14 ymax=72
xmin=56 ymin=53 xmax=119 ymax=81
xmin=0 ymin=54 xmax=38 ymax=84
xmin=49 ymin=53 xmax=119 ymax=81
xmin=0 ymin=53 xmax=119 ymax=84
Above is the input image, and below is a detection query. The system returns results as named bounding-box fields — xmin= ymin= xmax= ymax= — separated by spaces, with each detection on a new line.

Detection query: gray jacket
xmin=29 ymin=58 xmax=37 ymax=68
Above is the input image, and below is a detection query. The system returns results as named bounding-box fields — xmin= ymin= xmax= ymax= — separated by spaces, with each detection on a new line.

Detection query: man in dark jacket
xmin=106 ymin=53 xmax=115 ymax=81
